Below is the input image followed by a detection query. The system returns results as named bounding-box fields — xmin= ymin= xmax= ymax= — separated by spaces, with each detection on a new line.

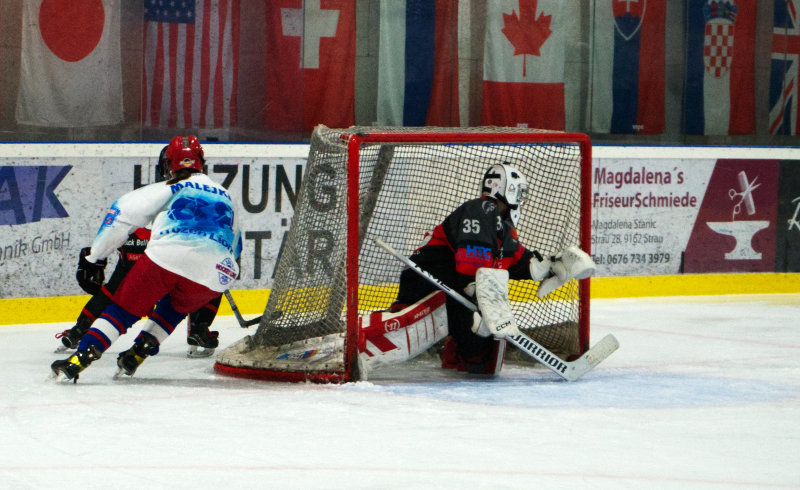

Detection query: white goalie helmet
xmin=481 ymin=163 xmax=529 ymax=226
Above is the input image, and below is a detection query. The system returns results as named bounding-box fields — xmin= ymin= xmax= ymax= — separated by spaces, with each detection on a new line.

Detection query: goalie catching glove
xmin=534 ymin=246 xmax=596 ymax=298
xmin=76 ymin=247 xmax=107 ymax=295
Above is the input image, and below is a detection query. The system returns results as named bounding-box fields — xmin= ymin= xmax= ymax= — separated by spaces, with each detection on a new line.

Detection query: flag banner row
xmin=11 ymin=0 xmax=797 ymax=135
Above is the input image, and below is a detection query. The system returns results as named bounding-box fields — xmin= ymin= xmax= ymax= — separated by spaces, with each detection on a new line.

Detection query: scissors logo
xmin=789 ymin=197 xmax=800 ymax=232
xmin=728 ymin=171 xmax=760 ymax=221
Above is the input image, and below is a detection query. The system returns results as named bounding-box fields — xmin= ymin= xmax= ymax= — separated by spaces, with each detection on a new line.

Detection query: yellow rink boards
xmin=1 ymin=273 xmax=798 ymax=325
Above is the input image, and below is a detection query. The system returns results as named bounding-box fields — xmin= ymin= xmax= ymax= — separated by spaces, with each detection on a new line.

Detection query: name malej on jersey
xmin=169 ymin=181 xmax=231 ymax=200
xmin=159 ymin=227 xmax=234 ymax=253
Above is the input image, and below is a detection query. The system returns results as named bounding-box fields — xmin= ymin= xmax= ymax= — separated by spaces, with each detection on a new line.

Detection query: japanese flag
xmin=16 ymin=0 xmax=122 ymax=127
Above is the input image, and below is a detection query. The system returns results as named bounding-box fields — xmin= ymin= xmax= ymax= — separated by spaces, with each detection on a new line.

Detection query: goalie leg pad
xmin=475 ymin=268 xmax=520 ymax=339
xmin=358 ymin=291 xmax=449 ymax=371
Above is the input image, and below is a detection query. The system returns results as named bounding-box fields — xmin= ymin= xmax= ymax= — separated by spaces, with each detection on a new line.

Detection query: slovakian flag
xmin=265 ymin=0 xmax=355 ymax=132
xmin=376 ymin=0 xmax=459 ymax=126
xmin=16 ymin=0 xmax=122 ymax=127
xmin=481 ymin=0 xmax=579 ymax=130
xmin=589 ymin=0 xmax=665 ymax=134
xmin=770 ymin=0 xmax=800 ymax=135
xmin=684 ymin=0 xmax=756 ymax=135
xmin=141 ymin=0 xmax=239 ymax=129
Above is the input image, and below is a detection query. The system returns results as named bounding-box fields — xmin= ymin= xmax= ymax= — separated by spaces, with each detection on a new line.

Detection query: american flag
xmin=142 ymin=0 xmax=239 ymax=128
xmin=770 ymin=0 xmax=799 ymax=135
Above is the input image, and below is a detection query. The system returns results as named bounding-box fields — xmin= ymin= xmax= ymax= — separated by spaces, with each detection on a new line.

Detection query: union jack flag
xmin=770 ymin=0 xmax=800 ymax=135
xmin=141 ymin=0 xmax=239 ymax=129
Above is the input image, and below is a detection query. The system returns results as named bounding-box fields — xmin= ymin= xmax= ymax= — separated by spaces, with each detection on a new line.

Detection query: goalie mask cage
xmin=215 ymin=126 xmax=592 ymax=383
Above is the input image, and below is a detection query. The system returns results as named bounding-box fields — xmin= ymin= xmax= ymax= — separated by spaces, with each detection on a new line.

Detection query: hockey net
xmin=215 ymin=126 xmax=592 ymax=383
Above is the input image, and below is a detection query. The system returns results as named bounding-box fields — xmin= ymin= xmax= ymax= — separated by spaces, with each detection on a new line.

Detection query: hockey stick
xmin=223 ymin=290 xmax=262 ymax=328
xmin=374 ymin=238 xmax=619 ymax=381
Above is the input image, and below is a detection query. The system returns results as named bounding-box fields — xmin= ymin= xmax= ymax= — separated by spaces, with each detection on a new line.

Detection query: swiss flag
xmin=481 ymin=0 xmax=578 ymax=130
xmin=16 ymin=0 xmax=122 ymax=127
xmin=265 ymin=0 xmax=355 ymax=132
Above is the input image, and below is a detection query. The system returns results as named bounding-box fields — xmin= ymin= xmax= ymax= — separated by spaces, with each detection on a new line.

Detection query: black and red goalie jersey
xmin=405 ymin=196 xmax=535 ymax=295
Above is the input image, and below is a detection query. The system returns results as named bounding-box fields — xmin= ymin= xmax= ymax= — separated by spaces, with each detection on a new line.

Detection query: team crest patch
xmin=216 ymin=258 xmax=237 ymax=285
xmin=102 ymin=204 xmax=120 ymax=226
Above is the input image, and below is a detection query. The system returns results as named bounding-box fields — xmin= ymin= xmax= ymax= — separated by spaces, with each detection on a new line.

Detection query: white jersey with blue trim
xmin=87 ymin=173 xmax=240 ymax=292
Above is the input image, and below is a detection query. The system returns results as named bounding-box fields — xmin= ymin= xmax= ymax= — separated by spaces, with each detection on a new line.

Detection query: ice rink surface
xmin=1 ymin=294 xmax=798 ymax=489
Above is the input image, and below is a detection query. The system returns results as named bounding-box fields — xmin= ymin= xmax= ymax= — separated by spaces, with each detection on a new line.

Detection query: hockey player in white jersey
xmin=56 ymin=145 xmax=223 ymax=358
xmin=51 ymin=136 xmax=241 ymax=382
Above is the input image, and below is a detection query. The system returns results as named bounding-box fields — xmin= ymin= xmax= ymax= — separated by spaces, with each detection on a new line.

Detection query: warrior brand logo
xmin=511 ymin=335 xmax=568 ymax=373
xmin=384 ymin=319 xmax=401 ymax=333
xmin=412 ymin=307 xmax=431 ymax=322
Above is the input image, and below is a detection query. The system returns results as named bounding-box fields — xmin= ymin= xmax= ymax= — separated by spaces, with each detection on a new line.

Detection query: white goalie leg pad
xmin=537 ymin=246 xmax=596 ymax=298
xmin=475 ymin=268 xmax=520 ymax=339
xmin=358 ymin=291 xmax=449 ymax=371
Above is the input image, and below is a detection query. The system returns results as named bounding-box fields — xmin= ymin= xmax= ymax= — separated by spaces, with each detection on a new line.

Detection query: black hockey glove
xmin=76 ymin=247 xmax=107 ymax=295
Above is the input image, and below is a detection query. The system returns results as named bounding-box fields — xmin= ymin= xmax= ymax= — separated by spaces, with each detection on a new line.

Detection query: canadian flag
xmin=16 ymin=0 xmax=122 ymax=127
xmin=481 ymin=0 xmax=578 ymax=130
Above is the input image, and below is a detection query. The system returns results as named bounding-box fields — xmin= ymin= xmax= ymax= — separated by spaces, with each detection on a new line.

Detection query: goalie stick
xmin=374 ymin=238 xmax=619 ymax=381
xmin=223 ymin=291 xmax=262 ymax=328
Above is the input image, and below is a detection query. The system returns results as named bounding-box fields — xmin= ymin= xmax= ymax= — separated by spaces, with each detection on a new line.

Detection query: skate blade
xmin=49 ymin=370 xmax=76 ymax=384
xmin=54 ymin=344 xmax=72 ymax=354
xmin=187 ymin=345 xmax=215 ymax=358
xmin=113 ymin=368 xmax=133 ymax=379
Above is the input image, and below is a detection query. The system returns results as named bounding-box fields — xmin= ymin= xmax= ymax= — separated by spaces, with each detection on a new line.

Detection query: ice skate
xmin=187 ymin=327 xmax=219 ymax=358
xmin=50 ymin=345 xmax=101 ymax=383
xmin=116 ymin=332 xmax=158 ymax=377
xmin=186 ymin=317 xmax=219 ymax=358
xmin=54 ymin=323 xmax=89 ymax=353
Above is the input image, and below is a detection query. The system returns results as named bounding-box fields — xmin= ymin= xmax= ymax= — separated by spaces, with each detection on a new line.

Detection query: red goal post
xmin=215 ymin=126 xmax=593 ymax=383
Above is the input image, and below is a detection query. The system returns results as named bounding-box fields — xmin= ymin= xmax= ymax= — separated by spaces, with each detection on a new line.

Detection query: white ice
xmin=1 ymin=294 xmax=799 ymax=489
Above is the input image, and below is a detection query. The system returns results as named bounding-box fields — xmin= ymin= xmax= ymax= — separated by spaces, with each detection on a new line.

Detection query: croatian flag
xmin=770 ymin=0 xmax=800 ymax=135
xmin=589 ymin=0 xmax=665 ymax=134
xmin=142 ymin=0 xmax=240 ymax=129
xmin=684 ymin=0 xmax=756 ymax=135
xmin=377 ymin=0 xmax=459 ymax=126
xmin=265 ymin=0 xmax=356 ymax=132
xmin=481 ymin=0 xmax=579 ymax=130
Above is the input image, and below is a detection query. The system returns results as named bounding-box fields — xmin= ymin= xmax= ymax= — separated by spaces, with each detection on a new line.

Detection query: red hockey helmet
xmin=165 ymin=136 xmax=205 ymax=174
